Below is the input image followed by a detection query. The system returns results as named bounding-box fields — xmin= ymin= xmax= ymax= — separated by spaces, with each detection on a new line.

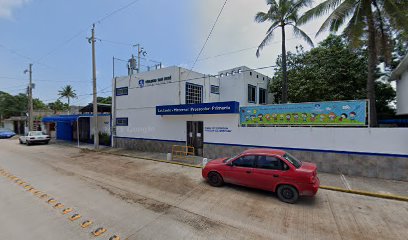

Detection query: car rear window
xmin=283 ymin=153 xmax=302 ymax=168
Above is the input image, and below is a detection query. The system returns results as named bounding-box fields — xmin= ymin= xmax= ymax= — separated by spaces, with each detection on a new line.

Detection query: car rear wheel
xmin=277 ymin=185 xmax=299 ymax=204
xmin=26 ymin=141 xmax=30 ymax=146
xmin=207 ymin=172 xmax=224 ymax=187
xmin=19 ymin=139 xmax=23 ymax=144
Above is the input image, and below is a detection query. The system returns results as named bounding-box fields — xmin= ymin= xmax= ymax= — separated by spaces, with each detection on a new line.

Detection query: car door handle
xmin=246 ymin=171 xmax=252 ymax=174
xmin=273 ymin=174 xmax=279 ymax=178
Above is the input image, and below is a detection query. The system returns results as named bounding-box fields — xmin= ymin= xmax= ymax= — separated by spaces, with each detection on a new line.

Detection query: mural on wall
xmin=240 ymin=100 xmax=367 ymax=126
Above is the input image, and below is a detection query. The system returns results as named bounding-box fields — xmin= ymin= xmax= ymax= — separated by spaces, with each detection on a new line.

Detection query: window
xmin=116 ymin=87 xmax=128 ymax=96
xmin=248 ymin=84 xmax=256 ymax=103
xmin=186 ymin=83 xmax=203 ymax=104
xmin=116 ymin=118 xmax=128 ymax=126
xmin=211 ymin=85 xmax=220 ymax=94
xmin=283 ymin=153 xmax=302 ymax=168
xmin=256 ymin=156 xmax=285 ymax=170
xmin=259 ymin=88 xmax=266 ymax=104
xmin=164 ymin=76 xmax=171 ymax=81
xmin=250 ymin=72 xmax=252 ymax=76
xmin=232 ymin=155 xmax=256 ymax=168
xmin=257 ymin=75 xmax=259 ymax=78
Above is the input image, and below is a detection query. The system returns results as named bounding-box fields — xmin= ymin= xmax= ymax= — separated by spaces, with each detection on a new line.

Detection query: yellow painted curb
xmin=320 ymin=185 xmax=408 ymax=202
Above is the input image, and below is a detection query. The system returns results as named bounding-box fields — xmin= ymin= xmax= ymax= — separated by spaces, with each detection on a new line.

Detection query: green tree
xmin=97 ymin=96 xmax=112 ymax=105
xmin=255 ymin=0 xmax=314 ymax=103
xmin=270 ymin=35 xmax=395 ymax=118
xmin=58 ymin=85 xmax=77 ymax=107
xmin=48 ymin=99 xmax=69 ymax=114
xmin=298 ymin=0 xmax=408 ymax=126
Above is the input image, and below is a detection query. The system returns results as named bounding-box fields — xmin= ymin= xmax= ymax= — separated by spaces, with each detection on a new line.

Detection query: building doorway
xmin=187 ymin=121 xmax=203 ymax=156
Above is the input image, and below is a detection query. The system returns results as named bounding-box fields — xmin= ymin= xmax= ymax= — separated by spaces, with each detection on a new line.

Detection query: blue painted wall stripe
xmin=113 ymin=136 xmax=408 ymax=158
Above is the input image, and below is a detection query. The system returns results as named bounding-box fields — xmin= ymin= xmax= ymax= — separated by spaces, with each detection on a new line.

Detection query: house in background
xmin=388 ymin=54 xmax=408 ymax=127
xmin=390 ymin=54 xmax=408 ymax=116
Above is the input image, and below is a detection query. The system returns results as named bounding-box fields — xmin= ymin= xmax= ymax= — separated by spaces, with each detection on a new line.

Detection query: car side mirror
xmin=226 ymin=162 xmax=233 ymax=167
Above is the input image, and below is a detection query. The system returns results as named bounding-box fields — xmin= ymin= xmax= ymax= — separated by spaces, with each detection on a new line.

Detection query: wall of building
xmin=218 ymin=66 xmax=269 ymax=106
xmin=397 ymin=70 xmax=408 ymax=115
xmin=114 ymin=109 xmax=408 ymax=181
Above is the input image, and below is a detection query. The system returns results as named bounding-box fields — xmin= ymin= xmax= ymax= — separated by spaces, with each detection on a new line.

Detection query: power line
xmin=189 ymin=0 xmax=229 ymax=72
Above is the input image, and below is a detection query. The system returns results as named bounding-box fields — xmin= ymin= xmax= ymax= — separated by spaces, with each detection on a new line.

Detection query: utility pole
xmin=24 ymin=64 xmax=33 ymax=132
xmin=133 ymin=44 xmax=147 ymax=73
xmin=89 ymin=24 xmax=99 ymax=149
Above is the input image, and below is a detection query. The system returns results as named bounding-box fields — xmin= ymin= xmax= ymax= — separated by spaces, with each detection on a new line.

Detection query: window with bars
xmin=185 ymin=83 xmax=203 ymax=104
xmin=116 ymin=87 xmax=128 ymax=96
xmin=210 ymin=85 xmax=220 ymax=94
xmin=116 ymin=118 xmax=128 ymax=126
xmin=259 ymin=88 xmax=266 ymax=104
xmin=248 ymin=84 xmax=256 ymax=103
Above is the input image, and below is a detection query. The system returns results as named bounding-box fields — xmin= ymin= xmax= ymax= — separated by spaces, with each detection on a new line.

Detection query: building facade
xmin=390 ymin=54 xmax=408 ymax=115
xmin=112 ymin=66 xmax=270 ymax=156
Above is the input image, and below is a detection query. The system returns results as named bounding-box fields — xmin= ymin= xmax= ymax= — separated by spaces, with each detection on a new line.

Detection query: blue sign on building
xmin=156 ymin=101 xmax=239 ymax=115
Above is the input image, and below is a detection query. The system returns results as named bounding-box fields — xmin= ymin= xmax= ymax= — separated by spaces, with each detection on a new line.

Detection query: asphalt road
xmin=0 ymin=139 xmax=407 ymax=240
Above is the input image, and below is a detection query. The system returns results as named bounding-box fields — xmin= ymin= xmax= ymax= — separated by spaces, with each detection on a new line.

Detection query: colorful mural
xmin=240 ymin=100 xmax=367 ymax=126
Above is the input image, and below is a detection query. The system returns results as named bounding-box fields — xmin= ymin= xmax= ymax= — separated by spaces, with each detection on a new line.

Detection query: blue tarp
xmin=42 ymin=114 xmax=111 ymax=123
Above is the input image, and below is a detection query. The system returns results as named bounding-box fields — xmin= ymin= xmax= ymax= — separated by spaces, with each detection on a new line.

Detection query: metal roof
xmin=42 ymin=114 xmax=110 ymax=123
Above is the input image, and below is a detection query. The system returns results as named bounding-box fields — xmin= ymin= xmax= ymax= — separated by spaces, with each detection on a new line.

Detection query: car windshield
xmin=224 ymin=154 xmax=240 ymax=163
xmin=283 ymin=153 xmax=302 ymax=168
xmin=30 ymin=132 xmax=44 ymax=136
xmin=0 ymin=128 xmax=12 ymax=132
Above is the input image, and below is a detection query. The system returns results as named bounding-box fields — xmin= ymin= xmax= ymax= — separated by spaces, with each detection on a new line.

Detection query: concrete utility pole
xmin=133 ymin=44 xmax=147 ymax=73
xmin=24 ymin=64 xmax=33 ymax=132
xmin=89 ymin=24 xmax=99 ymax=149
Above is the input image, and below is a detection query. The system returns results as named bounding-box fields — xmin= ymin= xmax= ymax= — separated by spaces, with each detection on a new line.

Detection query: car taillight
xmin=309 ymin=175 xmax=316 ymax=184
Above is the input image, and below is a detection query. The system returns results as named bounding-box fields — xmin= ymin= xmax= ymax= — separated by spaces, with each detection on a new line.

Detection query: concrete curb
xmin=82 ymin=148 xmax=408 ymax=202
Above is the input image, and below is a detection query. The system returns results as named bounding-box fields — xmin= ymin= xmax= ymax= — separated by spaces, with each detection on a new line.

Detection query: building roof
xmin=80 ymin=103 xmax=111 ymax=113
xmin=4 ymin=116 xmax=27 ymax=121
xmin=42 ymin=114 xmax=111 ymax=123
xmin=390 ymin=54 xmax=408 ymax=81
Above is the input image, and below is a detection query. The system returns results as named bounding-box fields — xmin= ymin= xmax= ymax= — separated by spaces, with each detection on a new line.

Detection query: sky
xmin=0 ymin=0 xmax=330 ymax=106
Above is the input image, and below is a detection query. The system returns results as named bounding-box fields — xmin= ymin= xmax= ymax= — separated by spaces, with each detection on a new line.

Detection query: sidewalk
xmin=96 ymin=147 xmax=408 ymax=198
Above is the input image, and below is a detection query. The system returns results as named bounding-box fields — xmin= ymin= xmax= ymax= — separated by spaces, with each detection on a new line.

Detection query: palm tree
xmin=58 ymin=85 xmax=77 ymax=107
xmin=298 ymin=0 xmax=408 ymax=126
xmin=255 ymin=0 xmax=314 ymax=103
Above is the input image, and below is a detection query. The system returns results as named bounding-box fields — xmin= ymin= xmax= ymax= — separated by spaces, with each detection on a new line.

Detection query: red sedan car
xmin=202 ymin=149 xmax=319 ymax=203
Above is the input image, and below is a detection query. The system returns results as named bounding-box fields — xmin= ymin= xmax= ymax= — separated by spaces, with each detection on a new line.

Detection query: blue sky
xmin=0 ymin=0 xmax=328 ymax=106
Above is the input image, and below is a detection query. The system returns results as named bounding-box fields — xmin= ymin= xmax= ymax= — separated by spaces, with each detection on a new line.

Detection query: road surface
xmin=0 ymin=139 xmax=407 ymax=240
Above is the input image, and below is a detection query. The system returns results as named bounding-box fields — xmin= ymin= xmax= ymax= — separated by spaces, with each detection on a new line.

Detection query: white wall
xmin=89 ymin=116 xmax=111 ymax=136
xmin=397 ymin=70 xmax=408 ymax=115
xmin=218 ymin=66 xmax=269 ymax=106
xmin=115 ymin=107 xmax=408 ymax=156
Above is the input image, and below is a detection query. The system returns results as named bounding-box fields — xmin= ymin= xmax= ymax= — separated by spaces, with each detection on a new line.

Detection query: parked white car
xmin=19 ymin=131 xmax=50 ymax=145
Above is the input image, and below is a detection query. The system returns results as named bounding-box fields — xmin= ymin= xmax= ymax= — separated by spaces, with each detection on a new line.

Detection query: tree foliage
xmin=0 ymin=91 xmax=48 ymax=119
xmin=255 ymin=0 xmax=314 ymax=103
xmin=270 ymin=35 xmax=395 ymax=118
xmin=58 ymin=85 xmax=77 ymax=106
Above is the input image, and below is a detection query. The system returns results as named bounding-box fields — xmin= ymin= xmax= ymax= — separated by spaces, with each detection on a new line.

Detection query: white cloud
xmin=193 ymin=0 xmax=330 ymax=76
xmin=0 ymin=0 xmax=30 ymax=19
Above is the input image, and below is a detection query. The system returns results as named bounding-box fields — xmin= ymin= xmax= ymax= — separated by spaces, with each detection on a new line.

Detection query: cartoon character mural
xmin=272 ymin=113 xmax=278 ymax=121
xmin=301 ymin=113 xmax=308 ymax=122
xmin=245 ymin=115 xmax=250 ymax=122
xmin=286 ymin=114 xmax=291 ymax=122
xmin=339 ymin=113 xmax=347 ymax=122
xmin=319 ymin=114 xmax=325 ymax=122
xmin=279 ymin=114 xmax=285 ymax=121
xmin=293 ymin=113 xmax=299 ymax=122
xmin=310 ymin=113 xmax=317 ymax=122
xmin=349 ymin=112 xmax=356 ymax=121
xmin=265 ymin=114 xmax=271 ymax=121
xmin=328 ymin=112 xmax=336 ymax=121
xmin=258 ymin=114 xmax=264 ymax=122
xmin=250 ymin=115 xmax=256 ymax=121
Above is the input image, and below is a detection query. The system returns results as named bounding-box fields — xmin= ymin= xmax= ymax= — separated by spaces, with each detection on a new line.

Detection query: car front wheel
xmin=207 ymin=172 xmax=224 ymax=187
xmin=277 ymin=185 xmax=299 ymax=204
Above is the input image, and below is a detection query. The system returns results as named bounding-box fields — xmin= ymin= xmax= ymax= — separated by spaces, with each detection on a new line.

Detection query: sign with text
xmin=156 ymin=101 xmax=239 ymax=115
xmin=240 ymin=100 xmax=367 ymax=126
